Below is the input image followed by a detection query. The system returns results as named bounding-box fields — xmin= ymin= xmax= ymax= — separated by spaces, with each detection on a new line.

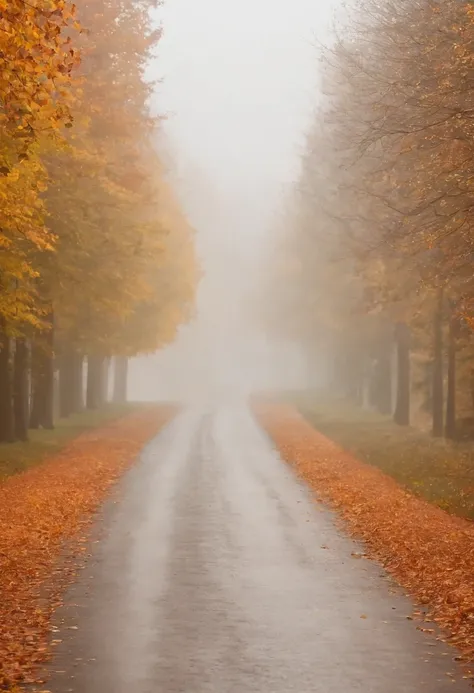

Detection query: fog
xmin=128 ymin=0 xmax=340 ymax=402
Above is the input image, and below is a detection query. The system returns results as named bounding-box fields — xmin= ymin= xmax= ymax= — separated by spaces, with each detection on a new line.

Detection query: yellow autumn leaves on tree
xmin=0 ymin=0 xmax=78 ymax=329
xmin=0 ymin=0 xmax=197 ymax=441
xmin=0 ymin=0 xmax=78 ymax=146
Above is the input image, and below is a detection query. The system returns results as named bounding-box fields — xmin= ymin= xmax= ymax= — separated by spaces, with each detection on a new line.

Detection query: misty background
xmin=129 ymin=0 xmax=339 ymax=401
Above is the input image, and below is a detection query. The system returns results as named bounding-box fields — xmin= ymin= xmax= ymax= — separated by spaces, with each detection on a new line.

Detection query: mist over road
xmin=48 ymin=404 xmax=469 ymax=692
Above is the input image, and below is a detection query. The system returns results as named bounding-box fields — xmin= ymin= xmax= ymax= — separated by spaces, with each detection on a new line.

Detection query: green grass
xmin=0 ymin=403 xmax=138 ymax=481
xmin=288 ymin=390 xmax=474 ymax=521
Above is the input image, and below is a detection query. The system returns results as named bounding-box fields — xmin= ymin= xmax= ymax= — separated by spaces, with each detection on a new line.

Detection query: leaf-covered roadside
xmin=257 ymin=403 xmax=474 ymax=672
xmin=292 ymin=392 xmax=474 ymax=520
xmin=0 ymin=406 xmax=176 ymax=690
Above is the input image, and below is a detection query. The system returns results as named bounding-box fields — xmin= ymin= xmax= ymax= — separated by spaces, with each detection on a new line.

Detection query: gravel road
xmin=46 ymin=404 xmax=471 ymax=692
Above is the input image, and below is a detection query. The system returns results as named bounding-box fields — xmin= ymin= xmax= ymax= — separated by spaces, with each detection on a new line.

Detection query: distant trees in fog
xmin=268 ymin=0 xmax=474 ymax=438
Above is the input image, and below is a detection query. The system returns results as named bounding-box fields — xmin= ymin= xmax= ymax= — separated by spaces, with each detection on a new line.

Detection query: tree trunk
xmin=394 ymin=322 xmax=410 ymax=426
xmin=470 ymin=369 xmax=474 ymax=414
xmin=58 ymin=348 xmax=83 ymax=417
xmin=29 ymin=344 xmax=41 ymax=429
xmin=445 ymin=316 xmax=457 ymax=440
xmin=72 ymin=353 xmax=84 ymax=412
xmin=0 ymin=329 xmax=15 ymax=443
xmin=352 ymin=363 xmax=364 ymax=407
xmin=86 ymin=355 xmax=104 ymax=410
xmin=43 ymin=319 xmax=54 ymax=429
xmin=368 ymin=359 xmax=377 ymax=409
xmin=113 ymin=356 xmax=128 ymax=404
xmin=13 ymin=338 xmax=29 ymax=441
xmin=370 ymin=348 xmax=392 ymax=416
xmin=432 ymin=287 xmax=444 ymax=437
xmin=101 ymin=358 xmax=110 ymax=404
xmin=59 ymin=348 xmax=75 ymax=418
xmin=377 ymin=351 xmax=392 ymax=415
xmin=30 ymin=313 xmax=54 ymax=430
xmin=342 ymin=348 xmax=364 ymax=405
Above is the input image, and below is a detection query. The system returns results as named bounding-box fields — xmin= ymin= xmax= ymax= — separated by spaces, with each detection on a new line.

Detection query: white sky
xmin=130 ymin=0 xmax=340 ymax=399
xmin=153 ymin=0 xmax=337 ymax=217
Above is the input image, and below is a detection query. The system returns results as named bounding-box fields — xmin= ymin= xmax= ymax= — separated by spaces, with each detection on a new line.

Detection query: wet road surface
xmin=47 ymin=405 xmax=471 ymax=692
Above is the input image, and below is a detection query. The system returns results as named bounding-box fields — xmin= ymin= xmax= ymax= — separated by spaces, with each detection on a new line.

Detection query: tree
xmin=394 ymin=323 xmax=411 ymax=426
xmin=0 ymin=0 xmax=78 ymax=151
xmin=0 ymin=0 xmax=198 ymax=440
xmin=262 ymin=0 xmax=474 ymax=436
xmin=13 ymin=338 xmax=29 ymax=441
xmin=35 ymin=0 xmax=196 ymax=418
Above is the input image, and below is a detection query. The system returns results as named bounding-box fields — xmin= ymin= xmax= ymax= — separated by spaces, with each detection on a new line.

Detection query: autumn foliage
xmin=0 ymin=0 xmax=197 ymax=443
xmin=259 ymin=403 xmax=474 ymax=669
xmin=0 ymin=0 xmax=78 ymax=147
xmin=0 ymin=405 xmax=176 ymax=688
xmin=264 ymin=0 xmax=474 ymax=438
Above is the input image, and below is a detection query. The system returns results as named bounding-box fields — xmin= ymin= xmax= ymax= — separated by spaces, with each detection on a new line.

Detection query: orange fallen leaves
xmin=0 ymin=406 xmax=176 ymax=689
xmin=257 ymin=403 xmax=474 ymax=666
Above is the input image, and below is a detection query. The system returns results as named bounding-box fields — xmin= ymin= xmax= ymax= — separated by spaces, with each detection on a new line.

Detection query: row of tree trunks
xmin=60 ymin=353 xmax=129 ymax=414
xmin=335 ymin=300 xmax=458 ymax=439
xmin=85 ymin=355 xmax=129 ymax=409
xmin=380 ymin=292 xmax=459 ymax=439
xmin=0 ymin=332 xmax=31 ymax=442
xmin=0 ymin=332 xmax=130 ymax=444
xmin=44 ymin=352 xmax=127 ymax=419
